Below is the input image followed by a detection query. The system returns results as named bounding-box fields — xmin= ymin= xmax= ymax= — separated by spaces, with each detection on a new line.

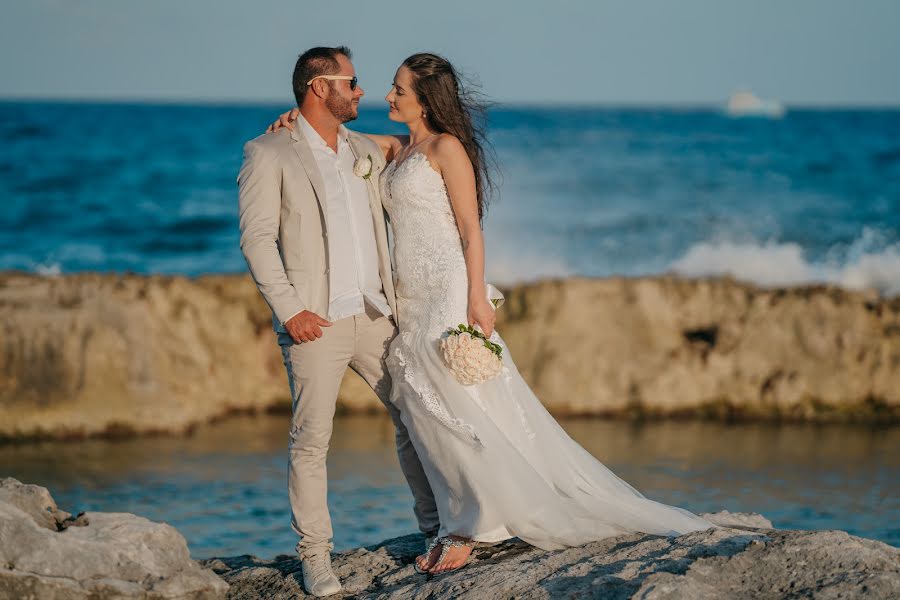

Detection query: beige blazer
xmin=237 ymin=124 xmax=395 ymax=333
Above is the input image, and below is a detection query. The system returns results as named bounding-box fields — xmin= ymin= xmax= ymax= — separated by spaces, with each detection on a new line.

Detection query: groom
xmin=237 ymin=46 xmax=438 ymax=596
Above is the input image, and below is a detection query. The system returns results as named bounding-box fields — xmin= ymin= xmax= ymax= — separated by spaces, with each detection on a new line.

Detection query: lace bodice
xmin=381 ymin=152 xmax=469 ymax=336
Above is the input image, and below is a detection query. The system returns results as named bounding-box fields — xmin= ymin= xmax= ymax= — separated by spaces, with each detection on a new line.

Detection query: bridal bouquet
xmin=441 ymin=324 xmax=503 ymax=385
xmin=440 ymin=285 xmax=506 ymax=386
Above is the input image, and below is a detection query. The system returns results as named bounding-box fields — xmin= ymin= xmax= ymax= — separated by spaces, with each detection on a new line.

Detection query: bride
xmin=269 ymin=52 xmax=714 ymax=575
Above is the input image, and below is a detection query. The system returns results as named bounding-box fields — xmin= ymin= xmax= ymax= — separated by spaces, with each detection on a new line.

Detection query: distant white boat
xmin=725 ymin=91 xmax=786 ymax=118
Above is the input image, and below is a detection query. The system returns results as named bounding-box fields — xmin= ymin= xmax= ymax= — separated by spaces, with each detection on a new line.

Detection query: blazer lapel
xmin=346 ymin=132 xmax=384 ymax=216
xmin=289 ymin=126 xmax=329 ymax=230
xmin=347 ymin=131 xmax=397 ymax=312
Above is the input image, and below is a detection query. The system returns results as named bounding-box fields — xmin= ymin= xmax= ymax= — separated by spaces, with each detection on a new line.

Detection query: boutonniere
xmin=353 ymin=154 xmax=375 ymax=180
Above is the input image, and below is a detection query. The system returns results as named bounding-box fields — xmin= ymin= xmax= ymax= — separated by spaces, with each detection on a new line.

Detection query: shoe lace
xmin=304 ymin=552 xmax=333 ymax=579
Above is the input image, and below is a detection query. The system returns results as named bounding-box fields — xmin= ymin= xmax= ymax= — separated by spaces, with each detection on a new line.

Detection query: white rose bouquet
xmin=440 ymin=285 xmax=506 ymax=386
xmin=440 ymin=324 xmax=503 ymax=386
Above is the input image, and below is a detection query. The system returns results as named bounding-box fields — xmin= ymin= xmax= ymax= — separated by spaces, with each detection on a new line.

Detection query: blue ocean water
xmin=1 ymin=101 xmax=898 ymax=293
xmin=2 ymin=104 xmax=898 ymax=558
xmin=2 ymin=415 xmax=897 ymax=558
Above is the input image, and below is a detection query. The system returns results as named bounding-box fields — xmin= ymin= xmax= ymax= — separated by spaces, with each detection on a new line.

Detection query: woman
xmin=268 ymin=53 xmax=714 ymax=575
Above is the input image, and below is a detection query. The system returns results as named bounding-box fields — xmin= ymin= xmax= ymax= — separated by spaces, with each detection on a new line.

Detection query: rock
xmin=2 ymin=478 xmax=895 ymax=599
xmin=0 ymin=477 xmax=84 ymax=531
xmin=204 ymin=519 xmax=899 ymax=599
xmin=0 ymin=478 xmax=228 ymax=599
xmin=635 ymin=530 xmax=900 ymax=599
xmin=1 ymin=273 xmax=898 ymax=440
xmin=494 ymin=277 xmax=900 ymax=421
xmin=0 ymin=273 xmax=288 ymax=441
xmin=701 ymin=510 xmax=773 ymax=529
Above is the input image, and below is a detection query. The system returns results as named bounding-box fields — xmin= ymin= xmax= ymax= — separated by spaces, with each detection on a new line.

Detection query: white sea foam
xmin=670 ymin=231 xmax=900 ymax=296
xmin=33 ymin=262 xmax=62 ymax=276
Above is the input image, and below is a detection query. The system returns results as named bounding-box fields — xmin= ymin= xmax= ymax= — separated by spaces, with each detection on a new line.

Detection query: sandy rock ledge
xmin=2 ymin=273 xmax=898 ymax=441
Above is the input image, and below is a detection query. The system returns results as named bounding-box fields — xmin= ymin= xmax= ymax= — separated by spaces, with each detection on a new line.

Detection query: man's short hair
xmin=292 ymin=46 xmax=353 ymax=106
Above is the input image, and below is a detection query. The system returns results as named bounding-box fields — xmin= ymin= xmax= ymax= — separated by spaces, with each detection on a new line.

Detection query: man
xmin=237 ymin=46 xmax=438 ymax=597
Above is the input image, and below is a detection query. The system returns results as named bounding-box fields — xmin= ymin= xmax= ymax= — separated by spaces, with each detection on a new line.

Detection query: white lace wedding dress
xmin=381 ymin=152 xmax=714 ymax=550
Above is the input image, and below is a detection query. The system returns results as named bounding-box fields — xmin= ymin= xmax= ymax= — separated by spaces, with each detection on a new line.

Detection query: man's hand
xmin=285 ymin=310 xmax=332 ymax=343
xmin=266 ymin=107 xmax=301 ymax=133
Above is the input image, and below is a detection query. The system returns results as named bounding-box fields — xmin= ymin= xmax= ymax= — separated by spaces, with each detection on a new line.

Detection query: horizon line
xmin=2 ymin=95 xmax=900 ymax=110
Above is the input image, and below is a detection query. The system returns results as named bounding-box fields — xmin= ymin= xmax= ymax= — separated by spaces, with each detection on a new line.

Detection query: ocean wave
xmin=33 ymin=262 xmax=63 ymax=276
xmin=670 ymin=231 xmax=900 ymax=296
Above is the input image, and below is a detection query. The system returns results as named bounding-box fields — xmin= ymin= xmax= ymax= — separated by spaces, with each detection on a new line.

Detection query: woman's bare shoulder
xmin=433 ymin=132 xmax=465 ymax=153
xmin=430 ymin=133 xmax=469 ymax=169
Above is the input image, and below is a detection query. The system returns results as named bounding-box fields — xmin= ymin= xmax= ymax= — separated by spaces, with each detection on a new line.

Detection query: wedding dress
xmin=381 ymin=152 xmax=714 ymax=550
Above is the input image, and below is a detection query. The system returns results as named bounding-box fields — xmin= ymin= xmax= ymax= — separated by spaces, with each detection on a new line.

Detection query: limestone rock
xmin=0 ymin=478 xmax=228 ymax=599
xmin=701 ymin=510 xmax=773 ymax=529
xmin=635 ymin=530 xmax=899 ymax=599
xmin=494 ymin=276 xmax=900 ymax=420
xmin=2 ymin=273 xmax=898 ymax=441
xmin=2 ymin=476 xmax=896 ymax=599
xmin=204 ymin=519 xmax=899 ymax=599
xmin=0 ymin=477 xmax=83 ymax=531
xmin=0 ymin=272 xmax=288 ymax=441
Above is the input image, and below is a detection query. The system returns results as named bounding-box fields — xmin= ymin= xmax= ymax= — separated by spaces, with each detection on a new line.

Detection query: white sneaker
xmin=300 ymin=550 xmax=341 ymax=597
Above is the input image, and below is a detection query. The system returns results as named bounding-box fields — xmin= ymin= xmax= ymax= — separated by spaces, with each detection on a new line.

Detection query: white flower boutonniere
xmin=353 ymin=154 xmax=374 ymax=180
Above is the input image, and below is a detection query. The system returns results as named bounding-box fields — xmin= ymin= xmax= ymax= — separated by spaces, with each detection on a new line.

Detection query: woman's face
xmin=385 ymin=66 xmax=424 ymax=124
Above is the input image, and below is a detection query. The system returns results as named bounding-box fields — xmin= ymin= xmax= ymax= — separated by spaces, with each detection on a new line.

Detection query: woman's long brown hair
xmin=402 ymin=53 xmax=496 ymax=220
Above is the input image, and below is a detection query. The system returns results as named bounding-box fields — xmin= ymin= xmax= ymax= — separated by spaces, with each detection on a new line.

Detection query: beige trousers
xmin=279 ymin=304 xmax=439 ymax=554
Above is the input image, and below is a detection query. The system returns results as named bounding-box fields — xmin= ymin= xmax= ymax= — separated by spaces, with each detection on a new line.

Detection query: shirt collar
xmin=296 ymin=113 xmax=350 ymax=153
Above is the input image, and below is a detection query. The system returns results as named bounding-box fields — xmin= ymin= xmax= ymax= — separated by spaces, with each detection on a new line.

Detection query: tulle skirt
xmin=385 ymin=325 xmax=715 ymax=550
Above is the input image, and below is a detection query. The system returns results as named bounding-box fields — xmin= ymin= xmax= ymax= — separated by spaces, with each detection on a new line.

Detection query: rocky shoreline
xmin=2 ymin=478 xmax=897 ymax=599
xmin=1 ymin=272 xmax=898 ymax=441
xmin=206 ymin=525 xmax=900 ymax=599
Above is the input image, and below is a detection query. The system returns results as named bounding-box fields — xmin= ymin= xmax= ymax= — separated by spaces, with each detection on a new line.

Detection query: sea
xmin=1 ymin=101 xmax=899 ymax=293
xmin=1 ymin=101 xmax=898 ymax=559
xmin=2 ymin=415 xmax=897 ymax=559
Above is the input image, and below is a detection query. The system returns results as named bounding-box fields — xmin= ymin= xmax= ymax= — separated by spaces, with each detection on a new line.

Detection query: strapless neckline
xmin=385 ymin=152 xmax=445 ymax=190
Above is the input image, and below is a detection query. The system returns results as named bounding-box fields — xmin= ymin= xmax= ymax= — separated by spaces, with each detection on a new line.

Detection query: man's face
xmin=325 ymin=54 xmax=364 ymax=123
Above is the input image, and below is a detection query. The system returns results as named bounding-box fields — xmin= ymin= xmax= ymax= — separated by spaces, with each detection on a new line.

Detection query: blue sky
xmin=2 ymin=0 xmax=898 ymax=105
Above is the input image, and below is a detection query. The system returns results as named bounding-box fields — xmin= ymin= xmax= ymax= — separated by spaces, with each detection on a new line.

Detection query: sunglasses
xmin=306 ymin=75 xmax=358 ymax=91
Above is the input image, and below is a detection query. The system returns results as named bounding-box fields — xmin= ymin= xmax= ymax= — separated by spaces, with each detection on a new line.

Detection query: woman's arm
xmin=363 ymin=134 xmax=408 ymax=163
xmin=264 ymin=108 xmax=408 ymax=162
xmin=431 ymin=135 xmax=495 ymax=337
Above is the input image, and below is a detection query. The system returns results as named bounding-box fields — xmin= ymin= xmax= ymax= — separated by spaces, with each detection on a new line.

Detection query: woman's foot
xmin=414 ymin=538 xmax=443 ymax=573
xmin=428 ymin=535 xmax=476 ymax=574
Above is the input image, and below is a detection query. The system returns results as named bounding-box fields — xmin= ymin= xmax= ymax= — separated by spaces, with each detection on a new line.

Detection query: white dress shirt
xmin=295 ymin=114 xmax=391 ymax=322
